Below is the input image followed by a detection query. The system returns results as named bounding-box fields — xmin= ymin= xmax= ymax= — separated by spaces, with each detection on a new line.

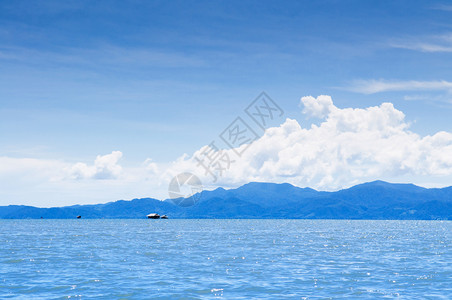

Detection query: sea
xmin=0 ymin=219 xmax=451 ymax=299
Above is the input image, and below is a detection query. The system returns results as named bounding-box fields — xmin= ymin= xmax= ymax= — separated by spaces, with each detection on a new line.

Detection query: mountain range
xmin=1 ymin=181 xmax=451 ymax=219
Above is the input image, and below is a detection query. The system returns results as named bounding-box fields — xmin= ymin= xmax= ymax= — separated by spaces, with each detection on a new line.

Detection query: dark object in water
xmin=77 ymin=215 xmax=81 ymax=219
xmin=161 ymin=215 xmax=168 ymax=219
xmin=147 ymin=213 xmax=160 ymax=219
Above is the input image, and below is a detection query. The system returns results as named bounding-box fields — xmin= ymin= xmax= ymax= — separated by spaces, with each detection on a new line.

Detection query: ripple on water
xmin=0 ymin=219 xmax=451 ymax=299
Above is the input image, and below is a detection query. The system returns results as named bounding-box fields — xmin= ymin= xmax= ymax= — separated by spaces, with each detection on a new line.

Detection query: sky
xmin=1 ymin=0 xmax=452 ymax=207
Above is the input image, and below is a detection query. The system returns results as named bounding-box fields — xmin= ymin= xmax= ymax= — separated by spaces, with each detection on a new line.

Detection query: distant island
xmin=1 ymin=181 xmax=451 ymax=220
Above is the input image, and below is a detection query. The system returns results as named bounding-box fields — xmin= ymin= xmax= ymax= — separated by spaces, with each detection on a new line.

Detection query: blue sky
xmin=1 ymin=1 xmax=452 ymax=206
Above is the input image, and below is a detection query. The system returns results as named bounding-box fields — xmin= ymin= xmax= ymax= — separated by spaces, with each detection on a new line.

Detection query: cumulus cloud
xmin=0 ymin=152 xmax=168 ymax=206
xmin=66 ymin=151 xmax=123 ymax=180
xmin=3 ymin=96 xmax=452 ymax=206
xmin=143 ymin=158 xmax=160 ymax=175
xmin=301 ymin=95 xmax=336 ymax=118
xmin=165 ymin=95 xmax=452 ymax=191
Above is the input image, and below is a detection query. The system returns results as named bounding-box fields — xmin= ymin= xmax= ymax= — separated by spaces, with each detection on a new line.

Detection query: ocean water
xmin=0 ymin=220 xmax=451 ymax=299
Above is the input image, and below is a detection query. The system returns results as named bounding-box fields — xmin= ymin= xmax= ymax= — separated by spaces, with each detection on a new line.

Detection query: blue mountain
xmin=0 ymin=181 xmax=451 ymax=219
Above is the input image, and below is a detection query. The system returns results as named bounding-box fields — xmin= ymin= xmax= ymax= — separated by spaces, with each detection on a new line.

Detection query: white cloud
xmin=346 ymin=79 xmax=452 ymax=94
xmin=431 ymin=4 xmax=452 ymax=12
xmin=0 ymin=152 xmax=166 ymax=206
xmin=2 ymin=96 xmax=452 ymax=206
xmin=0 ymin=45 xmax=206 ymax=69
xmin=393 ymin=43 xmax=452 ymax=53
xmin=301 ymin=95 xmax=336 ymax=118
xmin=66 ymin=151 xmax=123 ymax=180
xmin=143 ymin=158 xmax=159 ymax=175
xmin=0 ymin=156 xmax=66 ymax=181
xmin=391 ymin=33 xmax=452 ymax=53
xmin=166 ymin=95 xmax=452 ymax=191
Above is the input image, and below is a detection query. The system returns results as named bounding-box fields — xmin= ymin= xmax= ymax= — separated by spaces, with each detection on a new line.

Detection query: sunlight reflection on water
xmin=0 ymin=219 xmax=451 ymax=299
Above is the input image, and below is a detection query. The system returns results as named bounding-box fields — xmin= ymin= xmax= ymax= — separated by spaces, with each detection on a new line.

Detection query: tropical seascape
xmin=2 ymin=1 xmax=452 ymax=299
xmin=1 ymin=219 xmax=451 ymax=299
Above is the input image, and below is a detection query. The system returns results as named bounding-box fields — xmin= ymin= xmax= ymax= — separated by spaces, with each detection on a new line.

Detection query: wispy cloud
xmin=391 ymin=33 xmax=452 ymax=53
xmin=0 ymin=45 xmax=207 ymax=69
xmin=390 ymin=6 xmax=452 ymax=53
xmin=345 ymin=79 xmax=452 ymax=94
xmin=430 ymin=4 xmax=452 ymax=12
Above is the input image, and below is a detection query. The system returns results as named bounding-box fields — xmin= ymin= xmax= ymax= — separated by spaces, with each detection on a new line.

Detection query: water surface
xmin=0 ymin=220 xmax=451 ymax=299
